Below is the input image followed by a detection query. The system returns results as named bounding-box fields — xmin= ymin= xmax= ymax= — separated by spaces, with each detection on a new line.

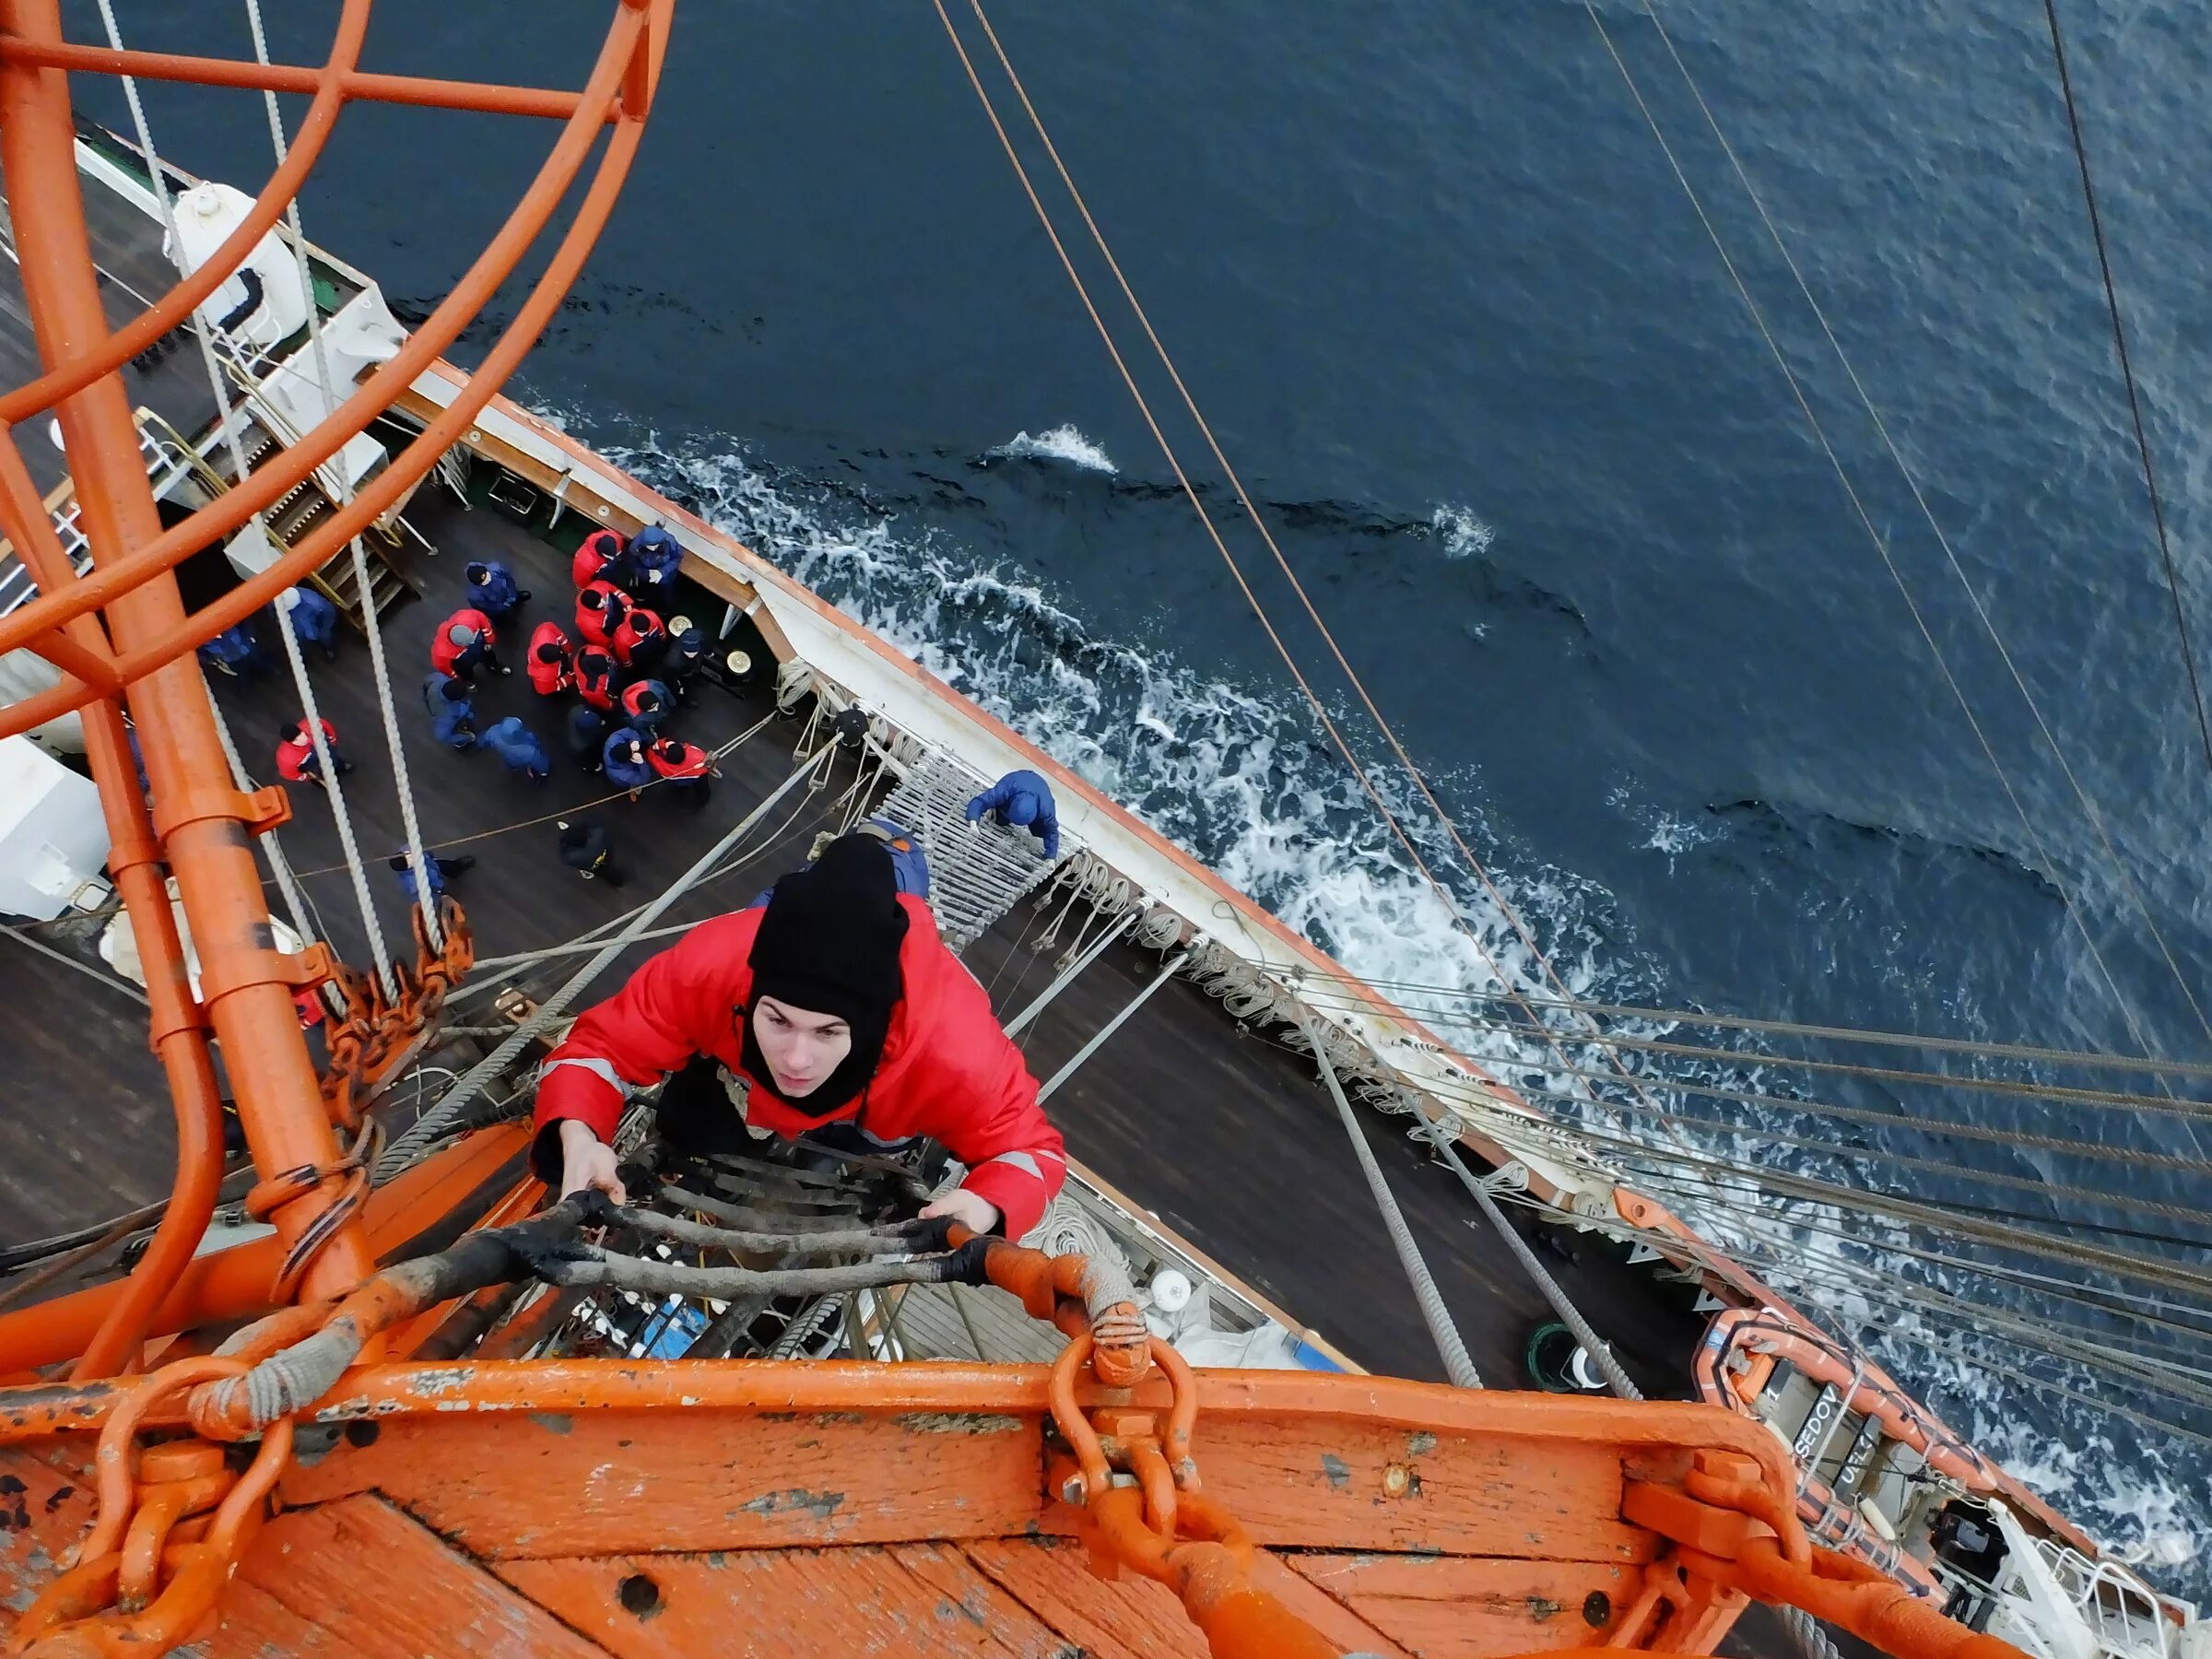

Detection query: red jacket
xmin=274 ymin=717 xmax=338 ymax=782
xmin=430 ymin=607 xmax=494 ymax=676
xmin=526 ymin=621 xmax=574 ymax=696
xmin=534 ymin=896 xmax=1065 ymax=1238
xmin=571 ymin=529 xmax=625 ymax=590
xmin=574 ymin=648 xmax=618 ymax=712
xmin=575 ymin=582 xmax=628 ymax=648
xmin=612 ymin=607 xmax=664 ymax=667
xmin=647 ymin=738 xmax=709 ymax=781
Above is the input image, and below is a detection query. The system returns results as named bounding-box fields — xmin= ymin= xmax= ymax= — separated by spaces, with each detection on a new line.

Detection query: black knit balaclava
xmin=740 ymin=834 xmax=909 ymax=1118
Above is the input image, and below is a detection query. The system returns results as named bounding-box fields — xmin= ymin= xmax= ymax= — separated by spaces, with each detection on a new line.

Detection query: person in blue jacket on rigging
xmin=279 ymin=584 xmax=341 ymax=662
xmin=965 ymin=769 xmax=1062 ymax=859
xmin=482 ymin=715 xmax=552 ymax=782
xmin=626 ymin=525 xmax=684 ymax=600
xmin=421 ymin=673 xmax=477 ymax=750
xmin=465 ymin=559 xmax=530 ymax=620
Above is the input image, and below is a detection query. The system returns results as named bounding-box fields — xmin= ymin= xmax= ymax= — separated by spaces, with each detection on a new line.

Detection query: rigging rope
xmin=2035 ymin=0 xmax=2212 ymax=775
xmin=244 ymin=0 xmax=446 ymax=955
xmin=934 ymin=0 xmax=1688 ymax=1164
xmin=1420 ymin=1114 xmax=1639 ymax=1398
xmin=1287 ymin=971 xmax=2212 ymax=1081
xmin=1582 ymin=2 xmax=2203 ymax=1078
xmin=96 ymin=0 xmax=396 ymax=998
xmin=1308 ymin=1020 xmax=1483 ymax=1388
xmin=1293 ymin=982 xmax=2212 ymax=1134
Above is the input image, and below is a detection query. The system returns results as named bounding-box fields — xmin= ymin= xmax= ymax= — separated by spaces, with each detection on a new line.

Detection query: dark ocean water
xmin=73 ymin=0 xmax=2209 ymax=1577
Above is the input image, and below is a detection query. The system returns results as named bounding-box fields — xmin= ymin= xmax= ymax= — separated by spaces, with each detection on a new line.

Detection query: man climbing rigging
xmin=533 ymin=834 xmax=1065 ymax=1239
xmin=965 ymin=768 xmax=1062 ymax=859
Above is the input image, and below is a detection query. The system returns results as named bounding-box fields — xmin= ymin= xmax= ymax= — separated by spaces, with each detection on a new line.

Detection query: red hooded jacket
xmin=575 ymin=581 xmax=629 ymax=648
xmin=533 ymin=896 xmax=1065 ymax=1238
xmin=430 ymin=607 xmax=494 ymax=676
xmin=526 ymin=621 xmax=574 ymax=696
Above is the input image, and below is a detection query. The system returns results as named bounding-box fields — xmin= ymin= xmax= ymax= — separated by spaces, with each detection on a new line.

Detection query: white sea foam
xmin=593 ymin=426 xmax=2208 ymax=1594
xmin=986 ymin=424 xmax=1119 ymax=474
xmin=1430 ymin=503 xmax=1495 ymax=559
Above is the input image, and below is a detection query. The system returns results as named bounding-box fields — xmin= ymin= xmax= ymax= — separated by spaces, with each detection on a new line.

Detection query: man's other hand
xmin=558 ymin=1119 xmax=627 ymax=1206
xmin=919 ymin=1188 xmax=1000 ymax=1235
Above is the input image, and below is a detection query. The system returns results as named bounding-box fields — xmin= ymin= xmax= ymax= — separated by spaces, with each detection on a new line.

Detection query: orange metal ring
xmin=81 ymin=1355 xmax=247 ymax=1562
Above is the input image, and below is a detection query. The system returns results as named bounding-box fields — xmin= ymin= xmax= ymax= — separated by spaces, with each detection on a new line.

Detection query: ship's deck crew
xmin=627 ymin=524 xmax=685 ymax=599
xmin=275 ymin=717 xmax=353 ymax=788
xmin=465 ymin=559 xmax=530 ymax=620
xmin=572 ymin=527 xmax=631 ymax=590
xmin=527 ymin=621 xmax=575 ymax=696
xmin=576 ymin=580 xmax=629 ymax=649
xmin=431 ymin=608 xmax=507 ymax=681
xmin=574 ymin=645 xmax=618 ymax=712
xmin=422 ymin=672 xmax=477 ymax=750
xmin=278 ymin=584 xmax=341 ymax=662
xmin=612 ymin=605 xmax=667 ymax=671
xmin=965 ymin=768 xmax=1062 ymax=859
xmin=199 ymin=619 xmax=270 ymax=680
xmin=389 ymin=851 xmax=475 ymax=904
xmin=566 ymin=704 xmax=608 ymax=773
xmin=482 ymin=716 xmax=552 ymax=782
xmin=619 ymin=677 xmax=672 ymax=732
xmin=646 ymin=735 xmax=712 ymax=809
xmin=558 ymin=818 xmax=624 ymax=886
xmin=535 ymin=835 xmax=1065 ymax=1238
xmin=602 ymin=726 xmax=653 ymax=795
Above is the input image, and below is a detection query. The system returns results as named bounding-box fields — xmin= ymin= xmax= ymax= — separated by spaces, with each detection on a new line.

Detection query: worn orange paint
xmin=498 ymin=1543 xmax=1077 ymax=1659
xmin=1288 ymin=1555 xmax=1642 ymax=1658
xmin=961 ymin=1535 xmax=1212 ymax=1659
xmin=278 ymin=1406 xmax=1046 ymax=1559
xmin=223 ymin=1495 xmax=611 ymax=1659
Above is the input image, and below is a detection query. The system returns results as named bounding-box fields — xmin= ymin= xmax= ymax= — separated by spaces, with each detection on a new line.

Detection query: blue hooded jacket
xmin=628 ymin=525 xmax=684 ymax=585
xmin=965 ymin=769 xmax=1062 ymax=859
xmin=421 ymin=673 xmax=477 ymax=750
xmin=282 ymin=585 xmax=339 ymax=646
xmin=465 ymin=559 xmax=524 ymax=615
xmin=481 ymin=715 xmax=550 ymax=776
xmin=199 ymin=622 xmax=261 ymax=667
xmin=602 ymin=726 xmax=653 ymax=789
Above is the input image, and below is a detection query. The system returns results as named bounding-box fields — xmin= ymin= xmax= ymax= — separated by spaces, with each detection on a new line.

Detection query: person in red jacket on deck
xmin=573 ymin=645 xmax=618 ymax=712
xmin=571 ymin=527 xmax=631 ymax=591
xmin=430 ymin=607 xmax=504 ymax=681
xmin=575 ymin=580 xmax=629 ymax=649
xmin=526 ymin=620 xmax=574 ymax=696
xmin=533 ymin=834 xmax=1064 ymax=1239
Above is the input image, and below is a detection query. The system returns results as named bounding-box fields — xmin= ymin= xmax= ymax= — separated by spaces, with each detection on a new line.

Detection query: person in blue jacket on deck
xmin=421 ymin=673 xmax=477 ymax=750
xmin=482 ymin=715 xmax=552 ymax=782
xmin=279 ymin=585 xmax=340 ymax=662
xmin=388 ymin=851 xmax=476 ymax=905
xmin=626 ymin=525 xmax=684 ymax=599
xmin=199 ymin=620 xmax=270 ymax=681
xmin=602 ymin=725 xmax=653 ymax=796
xmin=465 ymin=559 xmax=529 ymax=620
xmin=964 ymin=769 xmax=1062 ymax=859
